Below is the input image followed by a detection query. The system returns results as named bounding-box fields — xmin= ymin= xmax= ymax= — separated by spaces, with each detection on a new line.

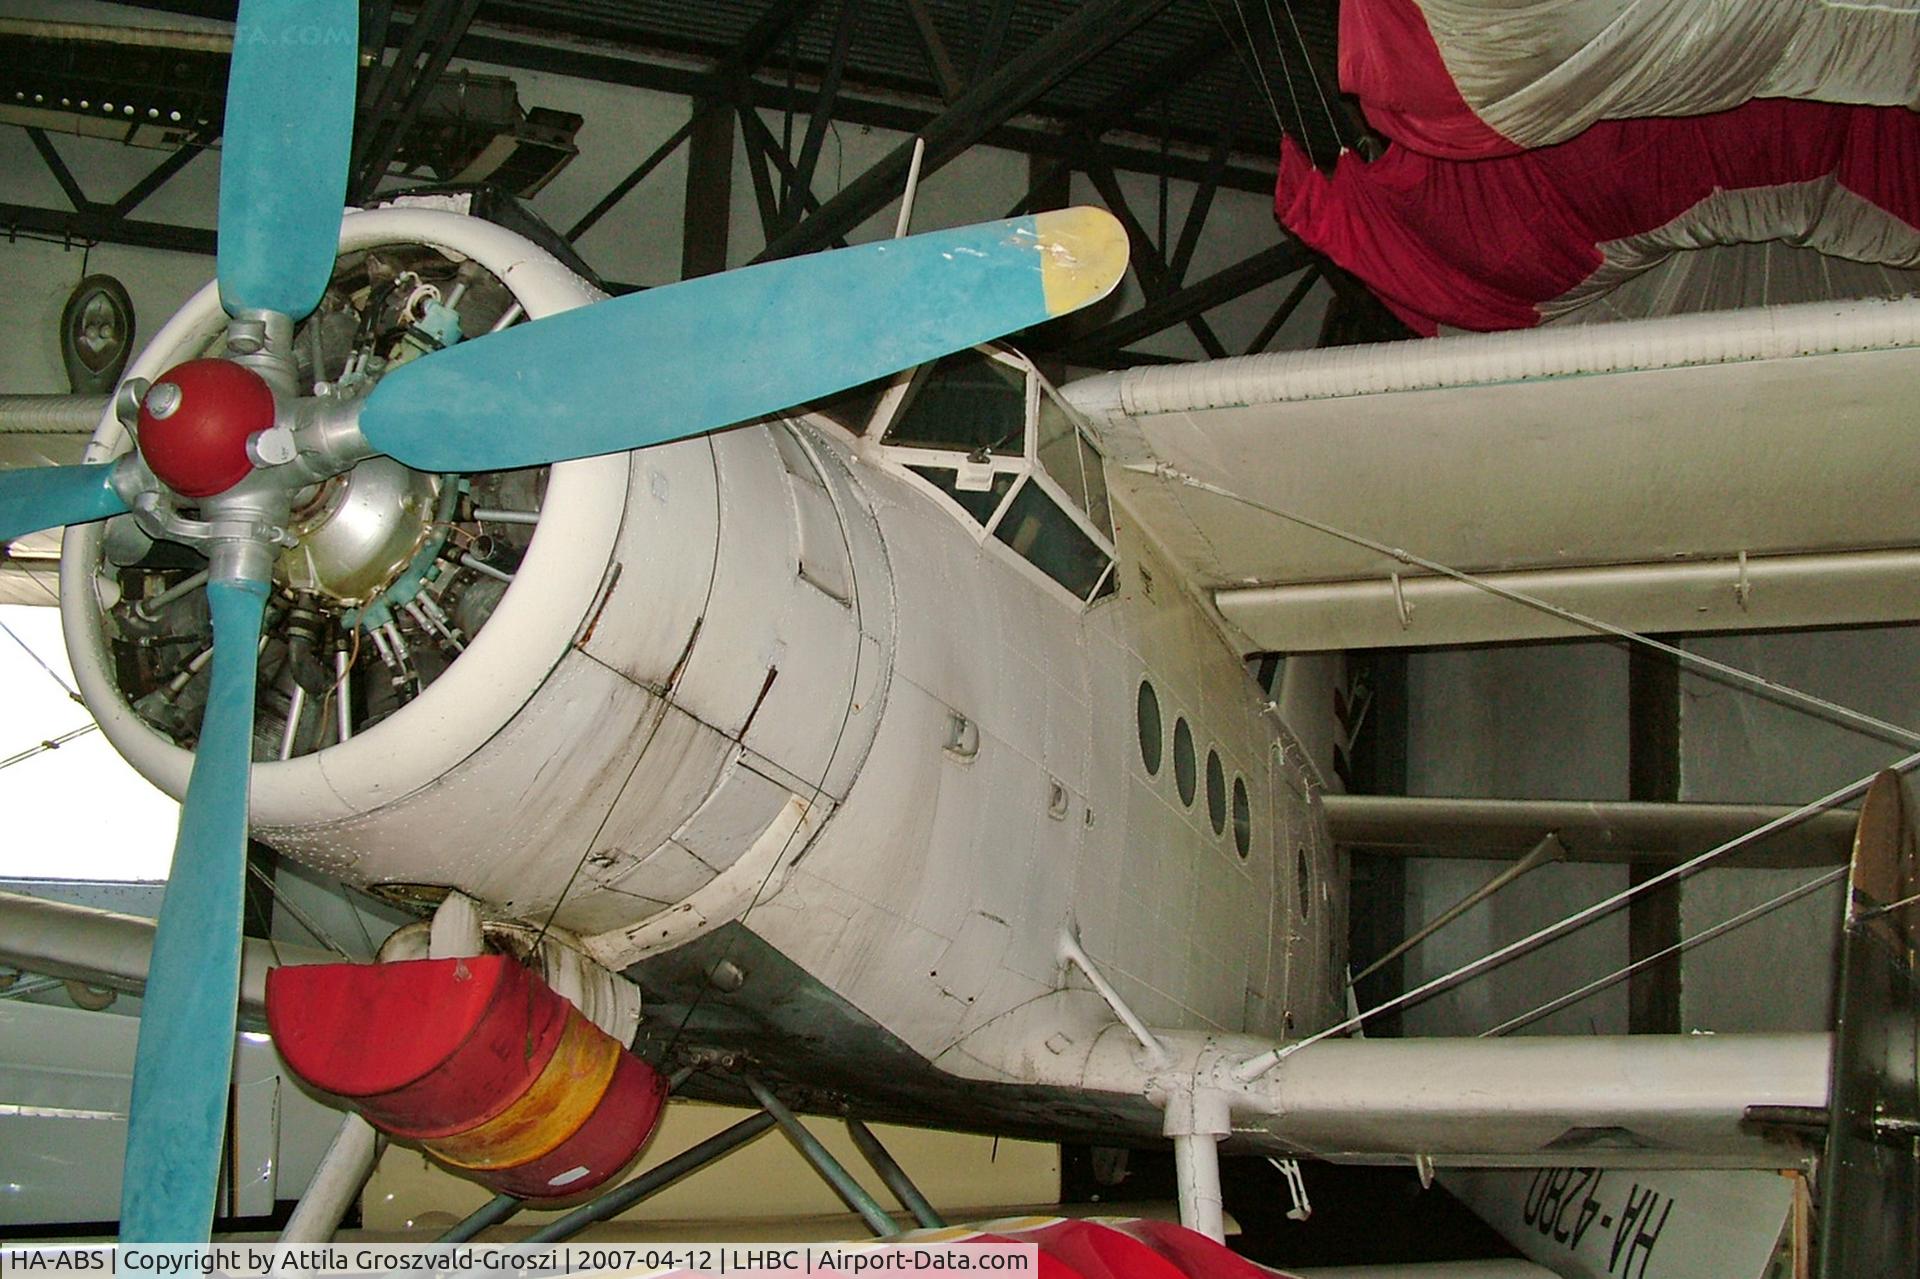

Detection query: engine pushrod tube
xmin=526 ymin=1110 xmax=778 ymax=1242
xmin=845 ymin=1119 xmax=944 ymax=1229
xmin=743 ymin=1076 xmax=900 ymax=1237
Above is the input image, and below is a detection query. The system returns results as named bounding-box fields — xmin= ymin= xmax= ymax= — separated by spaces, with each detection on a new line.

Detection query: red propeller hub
xmin=136 ymin=358 xmax=278 ymax=498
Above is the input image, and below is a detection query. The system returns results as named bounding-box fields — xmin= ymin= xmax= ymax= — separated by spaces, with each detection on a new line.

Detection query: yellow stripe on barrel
xmin=424 ymin=1009 xmax=621 ymax=1170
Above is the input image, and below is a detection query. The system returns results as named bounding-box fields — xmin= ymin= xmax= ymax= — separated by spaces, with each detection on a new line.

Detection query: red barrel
xmin=267 ymin=955 xmax=667 ymax=1199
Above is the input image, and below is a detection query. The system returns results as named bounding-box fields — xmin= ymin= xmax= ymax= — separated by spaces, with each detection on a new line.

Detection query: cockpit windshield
xmin=886 ymin=351 xmax=1028 ymax=456
xmin=877 ymin=348 xmax=1116 ymax=605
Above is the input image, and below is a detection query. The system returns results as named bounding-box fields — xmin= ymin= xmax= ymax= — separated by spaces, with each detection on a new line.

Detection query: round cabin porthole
xmin=1206 ymin=749 xmax=1226 ymax=835
xmin=1296 ymin=846 xmax=1312 ymax=912
xmin=1137 ymin=679 xmax=1163 ymax=776
xmin=1173 ymin=717 xmax=1197 ymax=807
xmin=1232 ymin=776 xmax=1251 ymax=858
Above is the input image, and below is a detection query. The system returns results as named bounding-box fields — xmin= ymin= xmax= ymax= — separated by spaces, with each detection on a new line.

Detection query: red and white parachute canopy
xmin=1276 ymin=0 xmax=1920 ymax=333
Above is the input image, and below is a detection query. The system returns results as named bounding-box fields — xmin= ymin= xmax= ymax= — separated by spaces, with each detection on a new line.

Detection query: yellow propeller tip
xmin=1030 ymin=206 xmax=1130 ymax=318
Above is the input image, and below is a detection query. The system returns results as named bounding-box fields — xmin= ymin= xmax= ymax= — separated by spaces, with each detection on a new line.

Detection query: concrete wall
xmin=1401 ymin=642 xmax=1631 ymax=1038
xmin=1396 ymin=623 xmax=1919 ymax=1042
xmin=1678 ymin=625 xmax=1920 ymax=1032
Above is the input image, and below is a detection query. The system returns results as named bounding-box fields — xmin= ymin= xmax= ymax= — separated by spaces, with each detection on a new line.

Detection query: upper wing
xmin=1065 ymin=296 xmax=1920 ymax=654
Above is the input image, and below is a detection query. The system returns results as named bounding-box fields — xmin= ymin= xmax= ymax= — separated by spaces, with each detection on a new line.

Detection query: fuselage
xmin=64 ymin=207 xmax=1345 ymax=1105
xmin=256 ymin=400 xmax=1348 ymax=1086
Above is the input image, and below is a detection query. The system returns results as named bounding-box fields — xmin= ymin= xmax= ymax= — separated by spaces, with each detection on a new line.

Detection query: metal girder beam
xmin=0 ymin=201 xmax=214 ymax=255
xmin=722 ymin=0 xmax=833 ymax=78
xmin=433 ymin=30 xmax=1272 ymax=193
xmin=354 ymin=0 xmax=453 ymax=175
xmin=788 ymin=0 xmax=861 ymax=226
xmin=116 ymin=0 xmax=1278 ymax=178
xmin=736 ymin=95 xmax=841 ymax=245
xmin=902 ymin=0 xmax=964 ymax=103
xmin=971 ymin=0 xmax=1018 ymax=87
xmin=566 ymin=114 xmax=698 ymax=243
xmin=21 ymin=123 xmax=210 ymax=223
xmin=1005 ymin=156 xmax=1073 ymax=218
xmin=1002 ymin=27 xmax=1231 ymax=225
xmin=681 ymin=102 xmax=736 ymax=279
xmin=1169 ymin=81 xmax=1247 ymax=284
xmin=737 ymin=98 xmax=786 ymax=242
xmin=557 ymin=0 xmax=827 ymax=246
xmin=362 ymin=0 xmax=394 ymax=67
xmin=1076 ymin=145 xmax=1227 ymax=358
xmin=1025 ymin=151 xmax=1071 ymax=215
xmin=26 ymin=129 xmax=89 ymax=211
xmin=1066 ymin=347 xmax=1186 ymax=370
xmin=352 ymin=0 xmax=486 ymax=200
xmin=1051 ymin=242 xmax=1311 ymax=363
xmin=1243 ymin=263 xmax=1321 ymax=355
xmin=1067 ymin=27 xmax=1228 ymax=143
xmin=110 ymin=134 xmax=213 ymax=217
xmin=756 ymin=0 xmax=1181 ymax=262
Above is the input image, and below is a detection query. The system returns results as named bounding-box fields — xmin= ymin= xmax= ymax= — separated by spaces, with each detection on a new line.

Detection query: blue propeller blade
xmin=216 ymin=0 xmax=357 ymax=319
xmin=0 ymin=462 xmax=127 ymax=544
xmin=359 ymin=208 xmax=1129 ymax=473
xmin=119 ymin=576 xmax=269 ymax=1243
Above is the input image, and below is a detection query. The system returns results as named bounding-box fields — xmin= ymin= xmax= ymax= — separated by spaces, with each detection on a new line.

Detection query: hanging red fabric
xmin=1275 ymin=100 xmax=1920 ymax=334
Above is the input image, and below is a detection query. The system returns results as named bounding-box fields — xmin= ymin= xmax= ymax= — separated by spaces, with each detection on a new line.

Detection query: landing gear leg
xmin=745 ymin=1075 xmax=903 ymax=1236
xmin=847 ymin=1118 xmax=946 ymax=1229
xmin=1164 ymin=1090 xmax=1230 ymax=1243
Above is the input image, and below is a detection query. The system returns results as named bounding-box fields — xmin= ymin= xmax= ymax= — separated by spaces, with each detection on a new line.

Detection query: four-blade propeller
xmin=0 ymin=0 xmax=1127 ymax=1244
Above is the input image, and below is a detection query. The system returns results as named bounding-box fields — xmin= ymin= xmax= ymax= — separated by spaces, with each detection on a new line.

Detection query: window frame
xmin=870 ymin=345 xmax=1118 ymax=608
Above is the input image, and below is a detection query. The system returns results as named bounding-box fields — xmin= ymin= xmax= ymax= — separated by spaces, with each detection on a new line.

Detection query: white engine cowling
xmin=62 ymin=207 xmax=894 ymax=957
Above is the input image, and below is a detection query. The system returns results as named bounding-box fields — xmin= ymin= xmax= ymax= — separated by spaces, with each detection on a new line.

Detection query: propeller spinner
xmin=0 ymin=0 xmax=1127 ymax=1244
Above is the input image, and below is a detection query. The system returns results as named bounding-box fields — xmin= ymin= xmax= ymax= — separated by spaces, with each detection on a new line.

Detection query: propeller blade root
xmin=0 ymin=462 xmax=128 ymax=545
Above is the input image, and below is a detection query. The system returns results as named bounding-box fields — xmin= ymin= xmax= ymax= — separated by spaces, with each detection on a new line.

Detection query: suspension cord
xmin=1266 ymin=0 xmax=1343 ymax=149
xmin=1203 ymin=0 xmax=1294 ymax=142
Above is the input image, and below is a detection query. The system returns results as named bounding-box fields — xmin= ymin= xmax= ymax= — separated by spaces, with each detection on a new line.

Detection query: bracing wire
xmin=1 ymin=618 xmax=83 ymax=703
xmin=0 ymin=723 xmax=97 ymax=773
xmin=0 ymin=617 xmax=97 ymax=772
xmin=1129 ymin=464 xmax=1920 ymax=1077
xmin=1130 ymin=463 xmax=1920 ymax=749
xmin=244 ymin=859 xmax=356 ymax=960
xmin=1481 ymin=864 xmax=1850 ymax=1037
xmin=1236 ymin=749 xmax=1920 ymax=1078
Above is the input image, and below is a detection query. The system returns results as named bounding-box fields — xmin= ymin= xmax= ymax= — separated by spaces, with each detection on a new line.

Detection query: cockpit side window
xmin=1035 ymin=388 xmax=1113 ymax=539
xmin=991 ymin=475 xmax=1114 ymax=600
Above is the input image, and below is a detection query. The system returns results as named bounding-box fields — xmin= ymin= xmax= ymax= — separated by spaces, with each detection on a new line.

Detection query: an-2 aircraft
xmin=1 ymin=0 xmax=1915 ymax=1273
